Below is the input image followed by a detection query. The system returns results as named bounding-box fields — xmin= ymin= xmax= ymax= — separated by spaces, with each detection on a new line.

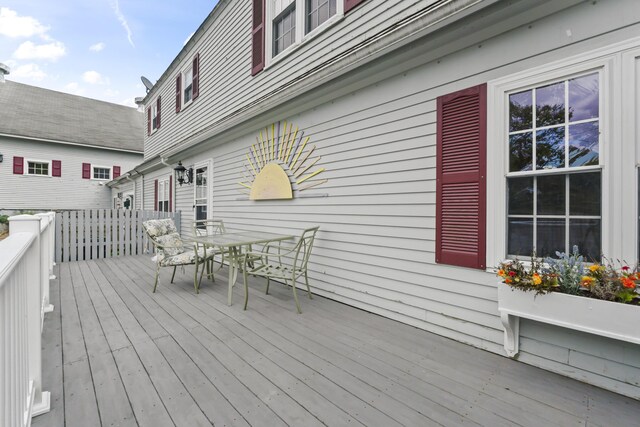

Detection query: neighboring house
xmin=112 ymin=0 xmax=640 ymax=398
xmin=0 ymin=80 xmax=144 ymax=212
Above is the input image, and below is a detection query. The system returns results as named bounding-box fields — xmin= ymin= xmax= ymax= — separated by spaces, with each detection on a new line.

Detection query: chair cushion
xmin=158 ymin=247 xmax=218 ymax=267
xmin=156 ymin=232 xmax=184 ymax=256
xmin=143 ymin=219 xmax=178 ymax=238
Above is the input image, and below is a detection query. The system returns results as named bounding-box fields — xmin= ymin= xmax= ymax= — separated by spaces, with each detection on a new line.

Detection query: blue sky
xmin=1 ymin=1 xmax=218 ymax=107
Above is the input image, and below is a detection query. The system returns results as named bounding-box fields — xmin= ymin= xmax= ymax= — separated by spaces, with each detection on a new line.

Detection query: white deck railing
xmin=0 ymin=214 xmax=54 ymax=427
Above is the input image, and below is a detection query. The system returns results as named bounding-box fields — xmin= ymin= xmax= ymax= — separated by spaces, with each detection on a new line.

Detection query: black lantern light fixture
xmin=174 ymin=161 xmax=193 ymax=186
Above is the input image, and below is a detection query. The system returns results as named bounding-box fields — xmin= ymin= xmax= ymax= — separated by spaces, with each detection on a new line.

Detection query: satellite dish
xmin=141 ymin=76 xmax=154 ymax=93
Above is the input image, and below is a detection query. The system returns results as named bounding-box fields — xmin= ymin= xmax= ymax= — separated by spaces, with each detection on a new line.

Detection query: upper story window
xmin=307 ymin=0 xmax=337 ymax=33
xmin=93 ymin=166 xmax=111 ymax=180
xmin=147 ymin=97 xmax=161 ymax=136
xmin=506 ymin=71 xmax=602 ymax=260
xmin=175 ymin=53 xmax=200 ymax=113
xmin=267 ymin=0 xmax=343 ymax=62
xmin=27 ymin=160 xmax=50 ymax=176
xmin=183 ymin=66 xmax=194 ymax=105
xmin=273 ymin=4 xmax=296 ymax=56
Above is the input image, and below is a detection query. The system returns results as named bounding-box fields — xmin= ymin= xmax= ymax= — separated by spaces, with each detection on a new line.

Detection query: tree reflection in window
xmin=506 ymin=72 xmax=601 ymax=260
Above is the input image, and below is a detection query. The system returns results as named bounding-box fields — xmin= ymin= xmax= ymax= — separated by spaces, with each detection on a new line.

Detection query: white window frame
xmin=265 ymin=0 xmax=343 ymax=68
xmin=151 ymin=99 xmax=160 ymax=133
xmin=181 ymin=65 xmax=194 ymax=109
xmin=487 ymin=51 xmax=618 ymax=268
xmin=158 ymin=177 xmax=170 ymax=212
xmin=92 ymin=165 xmax=112 ymax=181
xmin=25 ymin=159 xmax=51 ymax=177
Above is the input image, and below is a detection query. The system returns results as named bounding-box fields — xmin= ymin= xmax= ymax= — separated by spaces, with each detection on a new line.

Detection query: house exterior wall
xmin=133 ymin=0 xmax=640 ymax=398
xmin=141 ymin=0 xmax=469 ymax=161
xmin=0 ymin=136 xmax=142 ymax=211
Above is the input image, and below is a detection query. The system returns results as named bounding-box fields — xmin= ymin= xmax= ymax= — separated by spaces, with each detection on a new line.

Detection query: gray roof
xmin=0 ymin=80 xmax=144 ymax=152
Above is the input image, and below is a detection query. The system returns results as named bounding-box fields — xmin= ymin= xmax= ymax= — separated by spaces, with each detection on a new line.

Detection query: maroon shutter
xmin=147 ymin=107 xmax=151 ymax=135
xmin=52 ymin=160 xmax=62 ymax=177
xmin=251 ymin=0 xmax=265 ymax=76
xmin=156 ymin=97 xmax=161 ymax=129
xmin=345 ymin=0 xmax=366 ymax=13
xmin=192 ymin=53 xmax=200 ymax=100
xmin=169 ymin=176 xmax=173 ymax=212
xmin=113 ymin=166 xmax=121 ymax=178
xmin=154 ymin=179 xmax=159 ymax=211
xmin=82 ymin=163 xmax=91 ymax=179
xmin=175 ymin=74 xmax=182 ymax=113
xmin=13 ymin=156 xmax=24 ymax=175
xmin=436 ymin=83 xmax=487 ymax=270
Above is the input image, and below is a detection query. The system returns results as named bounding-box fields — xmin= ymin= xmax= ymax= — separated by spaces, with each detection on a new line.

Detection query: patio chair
xmin=241 ymin=226 xmax=320 ymax=313
xmin=142 ymin=218 xmax=214 ymax=294
xmin=192 ymin=219 xmax=229 ymax=281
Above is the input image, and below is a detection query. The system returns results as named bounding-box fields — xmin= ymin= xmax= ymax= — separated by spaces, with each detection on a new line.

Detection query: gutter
xmin=0 ymin=132 xmax=144 ymax=154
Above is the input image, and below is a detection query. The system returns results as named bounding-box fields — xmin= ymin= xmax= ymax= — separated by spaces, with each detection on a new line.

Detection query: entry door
xmin=194 ymin=164 xmax=209 ymax=222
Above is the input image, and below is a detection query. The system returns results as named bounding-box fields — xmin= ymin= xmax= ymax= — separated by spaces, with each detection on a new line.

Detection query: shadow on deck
xmin=33 ymin=255 xmax=640 ymax=426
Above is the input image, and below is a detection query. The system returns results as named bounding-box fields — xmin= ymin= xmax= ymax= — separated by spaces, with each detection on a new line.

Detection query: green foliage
xmin=0 ymin=215 xmax=8 ymax=224
xmin=544 ymin=246 xmax=584 ymax=295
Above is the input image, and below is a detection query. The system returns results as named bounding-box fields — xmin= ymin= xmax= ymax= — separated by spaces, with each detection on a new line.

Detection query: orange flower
xmin=505 ymin=278 xmax=513 ymax=284
xmin=581 ymin=276 xmax=595 ymax=287
xmin=497 ymin=269 xmax=506 ymax=277
xmin=588 ymin=264 xmax=600 ymax=273
xmin=532 ymin=273 xmax=541 ymax=285
xmin=621 ymin=277 xmax=636 ymax=289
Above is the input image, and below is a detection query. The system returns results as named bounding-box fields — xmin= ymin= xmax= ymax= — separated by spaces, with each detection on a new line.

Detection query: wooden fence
xmin=55 ymin=210 xmax=181 ymax=262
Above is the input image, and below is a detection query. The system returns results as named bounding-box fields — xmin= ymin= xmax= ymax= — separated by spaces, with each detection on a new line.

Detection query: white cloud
xmin=120 ymin=98 xmax=137 ymax=108
xmin=109 ymin=0 xmax=134 ymax=48
xmin=0 ymin=7 xmax=48 ymax=38
xmin=64 ymin=82 xmax=85 ymax=96
xmin=13 ymin=41 xmax=66 ymax=61
xmin=82 ymin=70 xmax=108 ymax=85
xmin=89 ymin=42 xmax=105 ymax=52
xmin=11 ymin=63 xmax=47 ymax=81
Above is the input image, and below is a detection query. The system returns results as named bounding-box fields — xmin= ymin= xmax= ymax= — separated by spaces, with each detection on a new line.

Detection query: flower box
xmin=498 ymin=285 xmax=640 ymax=357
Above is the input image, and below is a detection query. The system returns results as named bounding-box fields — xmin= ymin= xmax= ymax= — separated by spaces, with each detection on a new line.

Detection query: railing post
xmin=35 ymin=213 xmax=54 ymax=314
xmin=8 ymin=215 xmax=51 ymax=418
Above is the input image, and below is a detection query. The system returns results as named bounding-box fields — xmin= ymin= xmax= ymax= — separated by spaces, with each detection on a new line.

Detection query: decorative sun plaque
xmin=239 ymin=121 xmax=327 ymax=200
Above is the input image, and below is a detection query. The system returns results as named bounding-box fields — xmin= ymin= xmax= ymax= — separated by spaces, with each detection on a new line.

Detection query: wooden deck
xmin=33 ymin=255 xmax=640 ymax=427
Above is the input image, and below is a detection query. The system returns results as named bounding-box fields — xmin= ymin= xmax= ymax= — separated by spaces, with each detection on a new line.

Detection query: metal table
xmin=192 ymin=231 xmax=295 ymax=306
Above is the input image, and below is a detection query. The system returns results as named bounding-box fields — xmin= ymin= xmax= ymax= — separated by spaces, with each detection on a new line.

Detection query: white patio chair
xmin=240 ymin=227 xmax=320 ymax=313
xmin=142 ymin=218 xmax=214 ymax=293
xmin=192 ymin=219 xmax=229 ymax=281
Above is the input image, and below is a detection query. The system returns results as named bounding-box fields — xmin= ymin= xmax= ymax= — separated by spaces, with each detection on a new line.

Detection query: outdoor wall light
xmin=0 ymin=154 xmax=3 ymax=163
xmin=174 ymin=161 xmax=193 ymax=186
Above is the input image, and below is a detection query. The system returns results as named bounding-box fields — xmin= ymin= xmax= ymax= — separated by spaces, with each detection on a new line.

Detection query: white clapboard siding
xmin=0 ymin=137 xmax=141 ymax=211
xmin=55 ymin=210 xmax=181 ymax=262
xmin=143 ymin=0 xmax=437 ymax=160
xmin=142 ymin=0 xmax=640 ymax=397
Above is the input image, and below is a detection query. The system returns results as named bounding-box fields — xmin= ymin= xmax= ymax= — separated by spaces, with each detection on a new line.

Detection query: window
xmin=506 ymin=72 xmax=601 ymax=260
xmin=306 ymin=0 xmax=337 ymax=33
xmin=175 ymin=54 xmax=199 ymax=112
xmin=273 ymin=5 xmax=296 ymax=56
xmin=92 ymin=166 xmax=111 ymax=180
xmin=26 ymin=160 xmax=50 ymax=176
xmin=158 ymin=178 xmax=170 ymax=212
xmin=267 ymin=0 xmax=343 ymax=61
xmin=150 ymin=97 xmax=161 ymax=133
xmin=183 ymin=66 xmax=194 ymax=105
xmin=194 ymin=165 xmax=208 ymax=221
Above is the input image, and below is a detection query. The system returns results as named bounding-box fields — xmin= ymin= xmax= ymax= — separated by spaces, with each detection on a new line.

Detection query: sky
xmin=0 ymin=1 xmax=218 ymax=108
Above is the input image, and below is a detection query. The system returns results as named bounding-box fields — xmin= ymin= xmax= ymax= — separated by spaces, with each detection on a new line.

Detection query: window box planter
xmin=498 ymin=285 xmax=640 ymax=357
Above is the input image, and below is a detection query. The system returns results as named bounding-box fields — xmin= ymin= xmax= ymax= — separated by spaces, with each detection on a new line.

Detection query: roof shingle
xmin=0 ymin=80 xmax=144 ymax=152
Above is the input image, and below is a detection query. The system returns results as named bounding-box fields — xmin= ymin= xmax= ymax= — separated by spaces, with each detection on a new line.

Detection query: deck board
xmin=32 ymin=255 xmax=640 ymax=427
